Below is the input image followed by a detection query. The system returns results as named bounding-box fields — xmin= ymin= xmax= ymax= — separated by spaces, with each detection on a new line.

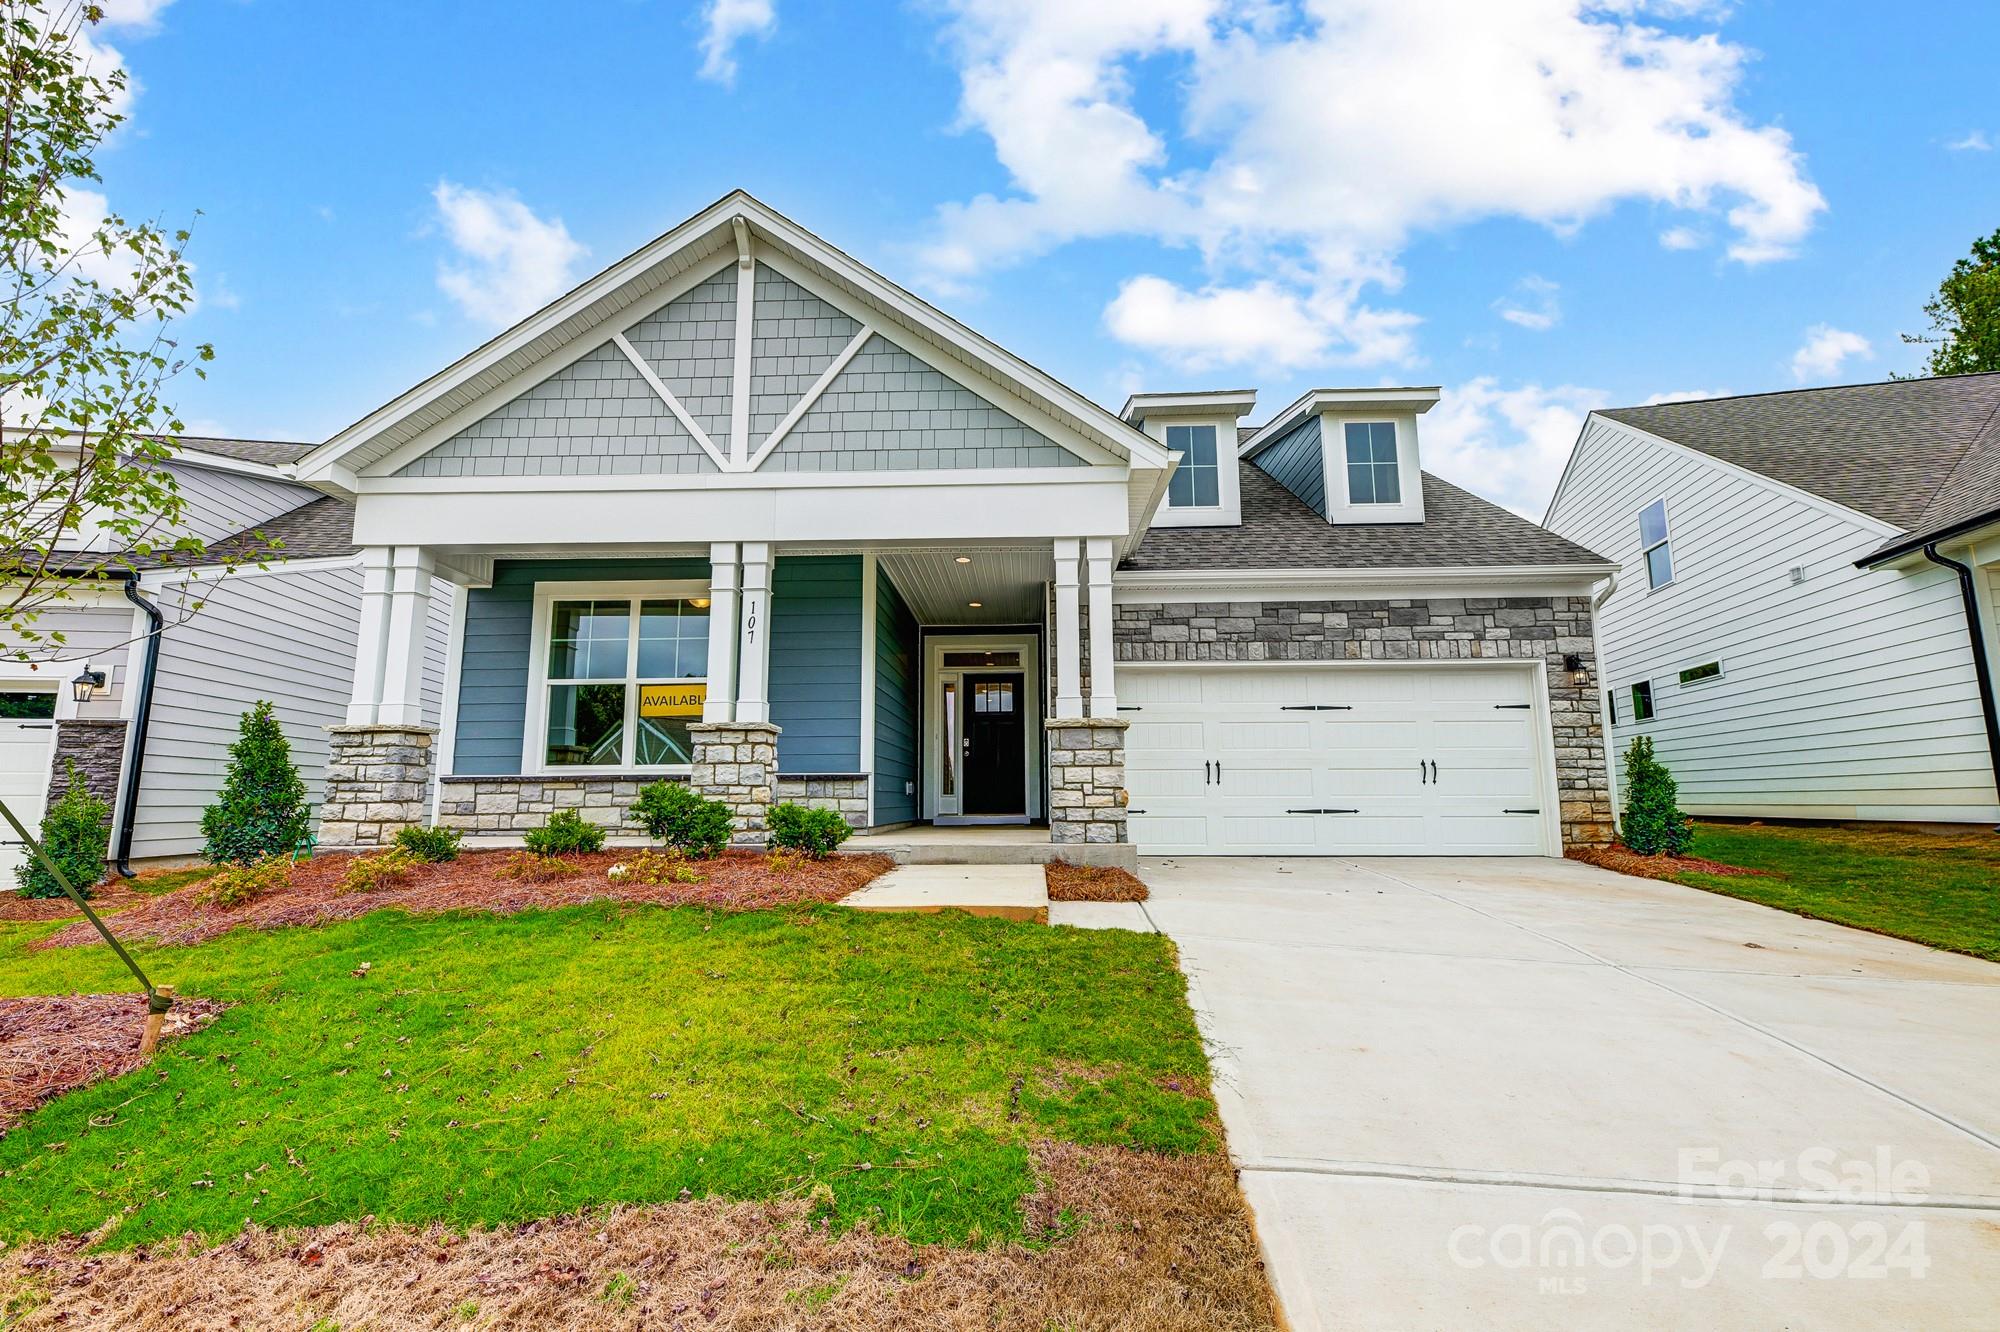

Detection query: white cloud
xmin=921 ymin=0 xmax=1823 ymax=367
xmin=1104 ymin=273 xmax=1417 ymax=369
xmin=1422 ymin=377 xmax=1609 ymax=517
xmin=698 ymin=0 xmax=776 ymax=85
xmin=94 ymin=0 xmax=177 ymax=30
xmin=1789 ymin=324 xmax=1872 ymax=382
xmin=1642 ymin=388 xmax=1721 ymax=405
xmin=1494 ymin=275 xmax=1561 ymax=331
xmin=1658 ymin=225 xmax=1703 ymax=250
xmin=431 ymin=182 xmax=588 ymax=328
xmin=1947 ymin=130 xmax=1992 ymax=153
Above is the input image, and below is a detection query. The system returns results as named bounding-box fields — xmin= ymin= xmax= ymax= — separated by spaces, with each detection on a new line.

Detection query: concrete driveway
xmin=1139 ymin=855 xmax=2000 ymax=1331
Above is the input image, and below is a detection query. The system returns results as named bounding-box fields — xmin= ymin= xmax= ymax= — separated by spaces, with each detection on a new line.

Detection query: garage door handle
xmin=1280 ymin=704 xmax=1352 ymax=711
xmin=1429 ymin=760 xmax=1438 ymax=784
xmin=1419 ymin=760 xmax=1427 ymax=785
xmin=1214 ymin=761 xmax=1222 ymax=783
xmin=1503 ymin=808 xmax=1541 ymax=815
xmin=1204 ymin=761 xmax=1211 ymax=785
xmin=1287 ymin=808 xmax=1359 ymax=814
xmin=1494 ymin=704 xmax=1532 ymax=710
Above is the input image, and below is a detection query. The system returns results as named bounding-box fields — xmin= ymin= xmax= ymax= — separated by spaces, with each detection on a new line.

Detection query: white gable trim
xmin=609 ymin=331 xmax=731 ymax=470
xmin=745 ymin=322 xmax=874 ymax=470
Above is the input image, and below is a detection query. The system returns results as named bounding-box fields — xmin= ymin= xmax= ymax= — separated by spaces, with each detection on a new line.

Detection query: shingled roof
xmin=1124 ymin=460 xmax=1610 ymax=572
xmin=1596 ymin=374 xmax=2000 ymax=558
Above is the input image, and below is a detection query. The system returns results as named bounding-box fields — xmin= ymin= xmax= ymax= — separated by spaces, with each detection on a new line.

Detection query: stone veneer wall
xmin=1046 ymin=719 xmax=1128 ymax=845
xmin=773 ymin=774 xmax=870 ymax=829
xmin=319 ymin=724 xmax=437 ymax=849
xmin=1112 ymin=596 xmax=1614 ymax=847
xmin=436 ymin=775 xmax=677 ymax=836
xmin=46 ymin=719 xmax=128 ymax=812
xmin=688 ymin=721 xmax=779 ymax=847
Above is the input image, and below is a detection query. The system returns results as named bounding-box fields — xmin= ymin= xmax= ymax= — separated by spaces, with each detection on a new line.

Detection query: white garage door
xmin=0 ymin=703 xmax=59 ymax=886
xmin=1123 ymin=665 xmax=1551 ymax=856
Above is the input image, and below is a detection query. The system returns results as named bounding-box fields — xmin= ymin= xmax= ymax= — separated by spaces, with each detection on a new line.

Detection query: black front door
xmin=961 ymin=673 xmax=1026 ymax=815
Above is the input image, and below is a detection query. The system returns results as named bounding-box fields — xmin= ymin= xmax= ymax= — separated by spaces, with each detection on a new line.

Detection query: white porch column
xmin=703 ymin=542 xmax=741 ymax=723
xmin=1085 ymin=536 xmax=1116 ymax=717
xmin=377 ymin=546 xmax=436 ymax=726
xmin=1053 ymin=537 xmax=1083 ymax=717
xmin=345 ymin=546 xmax=395 ymax=724
xmin=736 ymin=541 xmax=774 ymax=724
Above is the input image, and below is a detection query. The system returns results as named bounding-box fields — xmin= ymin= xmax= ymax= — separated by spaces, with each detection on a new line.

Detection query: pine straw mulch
xmin=1044 ymin=860 xmax=1150 ymax=903
xmin=0 ymin=993 xmax=224 ymax=1136
xmin=30 ymin=851 xmax=898 ymax=952
xmin=0 ymin=1140 xmax=1280 ymax=1331
xmin=1569 ymin=843 xmax=1778 ymax=881
xmin=0 ymin=882 xmax=150 ymax=923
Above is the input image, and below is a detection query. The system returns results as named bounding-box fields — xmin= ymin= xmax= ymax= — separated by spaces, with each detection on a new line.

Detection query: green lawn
xmin=1668 ymin=822 xmax=2000 ymax=961
xmin=0 ymin=902 xmax=1211 ymax=1249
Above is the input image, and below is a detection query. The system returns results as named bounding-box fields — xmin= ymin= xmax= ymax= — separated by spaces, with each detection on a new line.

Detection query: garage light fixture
xmin=1563 ymin=653 xmax=1587 ymax=686
xmin=955 ymin=556 xmax=972 ymax=564
xmin=70 ymin=667 xmax=105 ymax=703
xmin=968 ymin=601 xmax=983 ymax=608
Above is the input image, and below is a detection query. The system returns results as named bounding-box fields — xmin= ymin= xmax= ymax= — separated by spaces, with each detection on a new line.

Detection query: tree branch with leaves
xmin=1902 ymin=227 xmax=2000 ymax=378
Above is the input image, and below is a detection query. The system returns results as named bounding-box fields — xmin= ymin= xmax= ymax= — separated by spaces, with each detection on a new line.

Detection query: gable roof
xmin=1122 ymin=460 xmax=1610 ymax=572
xmin=295 ymin=191 xmax=1172 ymax=485
xmin=1596 ymin=374 xmax=2000 ymax=543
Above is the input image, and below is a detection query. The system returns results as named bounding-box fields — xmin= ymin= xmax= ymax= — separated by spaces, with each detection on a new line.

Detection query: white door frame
xmin=0 ymin=679 xmax=62 ymax=885
xmin=922 ymin=632 xmax=1043 ymax=824
xmin=1119 ymin=658 xmax=1561 ymax=856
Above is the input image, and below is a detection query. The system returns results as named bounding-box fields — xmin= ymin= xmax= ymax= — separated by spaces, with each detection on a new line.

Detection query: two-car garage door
xmin=1123 ymin=664 xmax=1553 ymax=856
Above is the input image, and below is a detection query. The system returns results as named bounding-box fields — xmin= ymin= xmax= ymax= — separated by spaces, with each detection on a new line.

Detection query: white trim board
xmin=922 ymin=631 xmax=1043 ymax=824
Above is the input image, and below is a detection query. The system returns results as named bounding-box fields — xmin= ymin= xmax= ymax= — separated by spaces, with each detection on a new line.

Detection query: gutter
xmin=1856 ymin=506 xmax=2000 ymax=570
xmin=113 ymin=574 xmax=165 ymax=877
xmin=1590 ymin=570 xmax=1621 ymax=837
xmin=1919 ymin=543 xmax=2000 ymax=821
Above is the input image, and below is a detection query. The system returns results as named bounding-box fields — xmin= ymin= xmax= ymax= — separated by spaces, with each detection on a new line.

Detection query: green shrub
xmin=767 ymin=802 xmax=852 ymax=860
xmin=200 ymin=855 xmax=291 ymax=908
xmin=523 ymin=808 xmax=605 ymax=856
xmin=200 ymin=701 xmax=310 ymax=865
xmin=1622 ymin=735 xmax=1694 ymax=856
xmin=341 ymin=846 xmax=419 ymax=894
xmin=15 ymin=762 xmax=110 ymax=899
xmin=394 ymin=824 xmax=463 ymax=863
xmin=632 ymin=780 xmax=733 ymax=858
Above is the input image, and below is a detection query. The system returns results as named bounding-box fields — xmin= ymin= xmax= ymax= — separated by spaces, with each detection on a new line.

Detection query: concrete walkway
xmin=842 ymin=863 xmax=1048 ymax=922
xmin=1144 ymin=855 xmax=2000 ymax=1330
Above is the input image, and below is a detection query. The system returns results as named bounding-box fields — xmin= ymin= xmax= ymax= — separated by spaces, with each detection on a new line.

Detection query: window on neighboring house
xmin=1165 ymin=424 xmax=1220 ymax=508
xmin=1344 ymin=421 xmax=1401 ymax=504
xmin=1629 ymin=680 xmax=1655 ymax=722
xmin=543 ymin=595 xmax=709 ymax=768
xmin=1639 ymin=499 xmax=1674 ymax=589
xmin=1677 ymin=661 xmax=1723 ymax=687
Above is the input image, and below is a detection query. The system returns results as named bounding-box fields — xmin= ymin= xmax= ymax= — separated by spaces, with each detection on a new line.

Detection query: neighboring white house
xmin=1545 ymin=375 xmax=2000 ymax=826
xmin=0 ymin=439 xmax=450 ymax=877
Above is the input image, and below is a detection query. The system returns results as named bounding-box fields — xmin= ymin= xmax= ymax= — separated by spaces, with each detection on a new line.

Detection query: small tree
xmin=1622 ymin=735 xmax=1693 ymax=856
xmin=1902 ymin=227 xmax=2000 ymax=377
xmin=200 ymin=700 xmax=309 ymax=864
xmin=15 ymin=759 xmax=108 ymax=897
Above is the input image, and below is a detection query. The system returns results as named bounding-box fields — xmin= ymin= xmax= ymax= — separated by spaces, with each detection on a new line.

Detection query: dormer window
xmin=1343 ymin=422 xmax=1401 ymax=505
xmin=1165 ymin=424 xmax=1220 ymax=508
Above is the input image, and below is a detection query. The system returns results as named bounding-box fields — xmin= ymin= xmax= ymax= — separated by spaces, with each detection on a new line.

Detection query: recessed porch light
xmin=955 ymin=555 xmax=972 ymax=564
xmin=690 ymin=598 xmax=711 ymax=609
xmin=968 ymin=600 xmax=983 ymax=608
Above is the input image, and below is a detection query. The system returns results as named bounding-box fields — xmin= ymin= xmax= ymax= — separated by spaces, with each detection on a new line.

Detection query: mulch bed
xmin=0 ymin=993 xmax=225 ymax=1135
xmin=0 ymin=1141 xmax=1278 ymax=1331
xmin=1569 ymin=844 xmax=1778 ymax=881
xmin=32 ymin=850 xmax=897 ymax=951
xmin=0 ymin=882 xmax=150 ymax=923
xmin=1045 ymin=859 xmax=1150 ymax=903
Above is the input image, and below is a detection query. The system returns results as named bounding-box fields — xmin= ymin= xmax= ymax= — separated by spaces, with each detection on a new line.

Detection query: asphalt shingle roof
xmin=1124 ymin=460 xmax=1611 ymax=572
xmin=1597 ymin=374 xmax=2000 ymax=544
xmin=171 ymin=436 xmax=315 ymax=467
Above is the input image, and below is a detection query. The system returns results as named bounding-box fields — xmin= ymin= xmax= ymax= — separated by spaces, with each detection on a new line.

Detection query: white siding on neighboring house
xmin=3 ymin=602 xmax=143 ymax=718
xmin=1546 ymin=416 xmax=2000 ymax=824
xmin=127 ymin=563 xmax=453 ymax=861
xmin=164 ymin=462 xmax=313 ymax=545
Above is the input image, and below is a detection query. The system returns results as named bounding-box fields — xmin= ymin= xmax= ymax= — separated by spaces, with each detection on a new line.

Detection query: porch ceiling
xmin=878 ymin=546 xmax=1052 ymax=625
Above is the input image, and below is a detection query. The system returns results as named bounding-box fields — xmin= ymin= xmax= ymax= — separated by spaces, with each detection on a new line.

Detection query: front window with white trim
xmin=1639 ymin=499 xmax=1674 ymax=589
xmin=539 ymin=590 xmax=709 ymax=769
xmin=1165 ymin=424 xmax=1220 ymax=508
xmin=1343 ymin=421 xmax=1401 ymax=504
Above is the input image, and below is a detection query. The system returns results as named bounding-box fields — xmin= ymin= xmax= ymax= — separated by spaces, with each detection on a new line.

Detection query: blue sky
xmin=86 ymin=0 xmax=1999 ymax=513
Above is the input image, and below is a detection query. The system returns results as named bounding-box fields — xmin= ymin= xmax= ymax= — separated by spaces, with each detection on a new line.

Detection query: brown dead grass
xmin=1568 ymin=843 xmax=1775 ymax=881
xmin=31 ymin=850 xmax=896 ymax=951
xmin=0 ymin=993 xmax=223 ymax=1134
xmin=1045 ymin=860 xmax=1150 ymax=903
xmin=0 ymin=1141 xmax=1279 ymax=1331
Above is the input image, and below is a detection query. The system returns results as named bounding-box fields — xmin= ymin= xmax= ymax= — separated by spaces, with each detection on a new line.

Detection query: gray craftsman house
xmin=267 ymin=192 xmax=1617 ymax=864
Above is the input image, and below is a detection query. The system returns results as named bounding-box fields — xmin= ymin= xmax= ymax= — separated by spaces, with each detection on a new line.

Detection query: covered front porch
xmin=319 ymin=537 xmax=1130 ymax=853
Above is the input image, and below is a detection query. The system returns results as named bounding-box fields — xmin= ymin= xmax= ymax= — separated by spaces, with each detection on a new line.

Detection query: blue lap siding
xmin=767 ymin=555 xmax=863 ymax=773
xmin=872 ymin=567 xmax=921 ymax=824
xmin=1251 ymin=414 xmax=1327 ymax=517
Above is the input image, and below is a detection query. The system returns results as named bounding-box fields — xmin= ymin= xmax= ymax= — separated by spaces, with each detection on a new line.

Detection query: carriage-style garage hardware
xmin=1280 ymin=704 xmax=1353 ymax=711
xmin=1418 ymin=760 xmax=1438 ymax=783
xmin=1286 ymin=808 xmax=1360 ymax=814
xmin=1494 ymin=703 xmax=1532 ymax=710
xmin=1503 ymin=808 xmax=1541 ymax=815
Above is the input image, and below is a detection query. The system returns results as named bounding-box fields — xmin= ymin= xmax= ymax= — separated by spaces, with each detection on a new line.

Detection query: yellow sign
xmin=639 ymin=683 xmax=707 ymax=717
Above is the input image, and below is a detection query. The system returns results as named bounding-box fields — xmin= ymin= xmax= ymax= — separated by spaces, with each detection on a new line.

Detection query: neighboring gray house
xmin=1545 ymin=375 xmax=2000 ymax=827
xmin=284 ymin=192 xmax=1619 ymax=863
xmin=0 ymin=439 xmax=450 ymax=877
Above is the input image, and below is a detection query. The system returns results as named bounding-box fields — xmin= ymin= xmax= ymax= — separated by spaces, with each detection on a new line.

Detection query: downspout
xmin=1921 ymin=543 xmax=2000 ymax=824
xmin=114 ymin=573 xmax=164 ymax=877
xmin=1591 ymin=570 xmax=1621 ymax=838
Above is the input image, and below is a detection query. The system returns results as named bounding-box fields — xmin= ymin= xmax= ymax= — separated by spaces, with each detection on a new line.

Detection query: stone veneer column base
xmin=319 ymin=724 xmax=437 ymax=849
xmin=1045 ymin=718 xmax=1129 ymax=845
xmin=46 ymin=718 xmax=129 ymax=812
xmin=773 ymin=774 xmax=870 ymax=830
xmin=689 ymin=721 xmax=780 ymax=847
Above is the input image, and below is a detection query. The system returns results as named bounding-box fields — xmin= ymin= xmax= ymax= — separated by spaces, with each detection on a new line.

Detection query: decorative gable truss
xmin=392 ymin=255 xmax=1083 ymax=481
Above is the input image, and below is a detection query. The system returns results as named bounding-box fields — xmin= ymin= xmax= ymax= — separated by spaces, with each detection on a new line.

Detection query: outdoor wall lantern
xmin=1562 ymin=653 xmax=1587 ymax=686
xmin=70 ymin=668 xmax=106 ymax=703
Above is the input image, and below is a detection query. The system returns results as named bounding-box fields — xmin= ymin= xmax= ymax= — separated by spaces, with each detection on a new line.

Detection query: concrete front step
xmin=841 ymin=864 xmax=1050 ymax=923
xmin=844 ymin=832 xmax=1137 ymax=869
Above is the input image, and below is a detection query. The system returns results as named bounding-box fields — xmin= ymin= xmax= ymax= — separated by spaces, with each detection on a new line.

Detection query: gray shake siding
xmin=1251 ymin=415 xmax=1326 ymax=517
xmin=622 ymin=267 xmax=738 ymax=445
xmin=749 ymin=270 xmax=862 ymax=441
xmin=396 ymin=342 xmax=717 ymax=479
xmin=1112 ymin=596 xmax=1615 ymax=847
xmin=763 ymin=335 xmax=1082 ymax=472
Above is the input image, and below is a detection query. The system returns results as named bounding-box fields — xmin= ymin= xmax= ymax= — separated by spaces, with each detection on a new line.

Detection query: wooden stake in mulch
xmin=0 ymin=796 xmax=172 ymax=1051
